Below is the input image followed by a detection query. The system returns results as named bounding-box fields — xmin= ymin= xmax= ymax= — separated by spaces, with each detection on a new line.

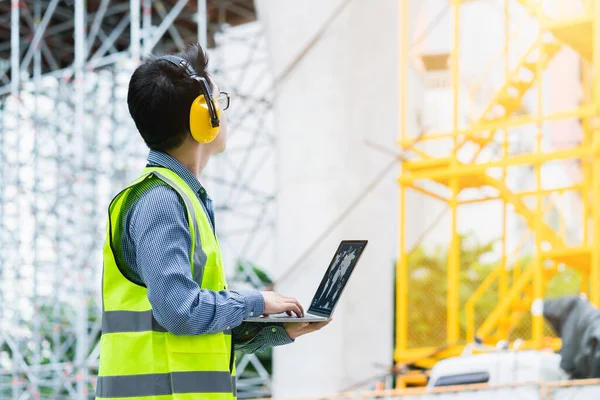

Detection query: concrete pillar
xmin=256 ymin=0 xmax=408 ymax=396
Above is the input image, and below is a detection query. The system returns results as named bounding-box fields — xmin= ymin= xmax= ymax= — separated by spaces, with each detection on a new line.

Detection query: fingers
xmin=265 ymin=293 xmax=304 ymax=317
xmin=296 ymin=301 xmax=305 ymax=316
xmin=286 ymin=303 xmax=302 ymax=317
xmin=286 ymin=297 xmax=304 ymax=315
xmin=284 ymin=297 xmax=304 ymax=317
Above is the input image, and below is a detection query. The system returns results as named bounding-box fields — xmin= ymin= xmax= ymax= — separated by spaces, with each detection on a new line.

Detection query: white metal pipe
xmin=148 ymin=0 xmax=189 ymax=50
xmin=9 ymin=6 xmax=22 ymax=396
xmin=198 ymin=0 xmax=207 ymax=48
xmin=86 ymin=0 xmax=111 ymax=57
xmin=31 ymin=2 xmax=42 ymax=395
xmin=0 ymin=3 xmax=132 ymax=53
xmin=33 ymin=0 xmax=42 ymax=87
xmin=90 ymin=14 xmax=130 ymax=62
xmin=154 ymin=1 xmax=186 ymax=51
xmin=130 ymin=0 xmax=141 ymax=61
xmin=74 ymin=0 xmax=88 ymax=398
xmin=20 ymin=0 xmax=60 ymax=73
xmin=0 ymin=51 xmax=130 ymax=96
xmin=10 ymin=0 xmax=20 ymax=96
xmin=97 ymin=27 xmax=120 ymax=54
xmin=16 ymin=5 xmax=60 ymax=70
xmin=143 ymin=0 xmax=152 ymax=56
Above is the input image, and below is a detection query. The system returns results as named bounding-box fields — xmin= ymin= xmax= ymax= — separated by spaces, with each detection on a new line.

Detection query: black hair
xmin=127 ymin=44 xmax=210 ymax=151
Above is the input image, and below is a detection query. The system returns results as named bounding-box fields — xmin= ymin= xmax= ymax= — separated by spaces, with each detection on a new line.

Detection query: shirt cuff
xmin=235 ymin=324 xmax=293 ymax=354
xmin=260 ymin=325 xmax=294 ymax=347
xmin=234 ymin=289 xmax=265 ymax=318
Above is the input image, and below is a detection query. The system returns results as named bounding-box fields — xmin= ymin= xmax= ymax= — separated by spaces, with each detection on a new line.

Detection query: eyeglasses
xmin=217 ymin=91 xmax=230 ymax=111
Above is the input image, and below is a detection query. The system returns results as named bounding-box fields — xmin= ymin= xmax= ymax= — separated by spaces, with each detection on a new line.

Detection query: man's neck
xmin=166 ymin=144 xmax=211 ymax=181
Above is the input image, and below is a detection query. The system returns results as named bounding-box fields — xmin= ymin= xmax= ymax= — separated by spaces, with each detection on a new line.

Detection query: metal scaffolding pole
xmin=74 ymin=1 xmax=88 ymax=398
xmin=10 ymin=0 xmax=19 ymax=97
xmin=130 ymin=0 xmax=141 ymax=61
xmin=143 ymin=0 xmax=153 ymax=55
xmin=198 ymin=0 xmax=208 ymax=48
xmin=31 ymin=1 xmax=43 ymax=396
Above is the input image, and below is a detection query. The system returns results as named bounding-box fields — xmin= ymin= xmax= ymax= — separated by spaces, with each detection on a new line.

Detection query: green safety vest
xmin=96 ymin=166 xmax=237 ymax=400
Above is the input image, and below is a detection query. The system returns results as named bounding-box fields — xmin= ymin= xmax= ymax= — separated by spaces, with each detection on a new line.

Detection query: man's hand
xmin=284 ymin=320 xmax=331 ymax=340
xmin=260 ymin=291 xmax=304 ymax=317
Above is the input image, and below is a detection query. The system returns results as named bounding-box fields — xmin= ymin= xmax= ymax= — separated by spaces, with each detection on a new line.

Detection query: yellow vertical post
xmin=590 ymin=0 xmax=600 ymax=306
xmin=580 ymin=25 xmax=592 ymax=297
xmin=397 ymin=186 xmax=407 ymax=352
xmin=447 ymin=0 xmax=461 ymax=345
xmin=582 ymin=61 xmax=591 ymax=297
xmin=532 ymin=36 xmax=544 ymax=346
xmin=583 ymin=63 xmax=591 ymax=247
xmin=396 ymin=0 xmax=409 ymax=355
xmin=498 ymin=0 xmax=510 ymax=339
xmin=581 ymin=269 xmax=590 ymax=297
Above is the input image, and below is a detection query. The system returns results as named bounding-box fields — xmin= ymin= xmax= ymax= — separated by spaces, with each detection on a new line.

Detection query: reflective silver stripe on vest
xmin=151 ymin=171 xmax=207 ymax=287
xmin=102 ymin=310 xmax=167 ymax=333
xmin=102 ymin=310 xmax=233 ymax=335
xmin=96 ymin=371 xmax=233 ymax=397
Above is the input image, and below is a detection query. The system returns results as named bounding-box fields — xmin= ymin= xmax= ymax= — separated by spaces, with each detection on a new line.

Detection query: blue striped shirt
xmin=118 ymin=149 xmax=291 ymax=353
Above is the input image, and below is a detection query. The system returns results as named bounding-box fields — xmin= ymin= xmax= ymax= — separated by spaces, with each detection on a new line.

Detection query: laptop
xmin=244 ymin=240 xmax=368 ymax=323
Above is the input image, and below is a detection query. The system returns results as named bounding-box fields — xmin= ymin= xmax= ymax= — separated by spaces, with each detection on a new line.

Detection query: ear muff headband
xmin=158 ymin=55 xmax=221 ymax=143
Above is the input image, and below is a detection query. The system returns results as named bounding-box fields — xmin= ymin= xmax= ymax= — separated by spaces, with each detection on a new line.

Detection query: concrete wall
xmin=256 ymin=0 xmax=410 ymax=396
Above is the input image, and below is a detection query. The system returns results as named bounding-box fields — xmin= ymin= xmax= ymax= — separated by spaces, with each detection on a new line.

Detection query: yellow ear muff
xmin=189 ymin=95 xmax=221 ymax=143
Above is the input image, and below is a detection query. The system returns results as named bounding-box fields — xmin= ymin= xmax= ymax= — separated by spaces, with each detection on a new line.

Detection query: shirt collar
xmin=147 ymin=149 xmax=204 ymax=195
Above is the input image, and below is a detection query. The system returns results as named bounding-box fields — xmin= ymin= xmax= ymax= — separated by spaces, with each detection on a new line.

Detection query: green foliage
xmin=0 ymin=300 xmax=100 ymax=396
xmin=547 ymin=266 xmax=581 ymax=298
xmin=406 ymin=233 xmax=498 ymax=347
xmin=404 ymin=233 xmax=583 ymax=348
xmin=235 ymin=259 xmax=274 ymax=287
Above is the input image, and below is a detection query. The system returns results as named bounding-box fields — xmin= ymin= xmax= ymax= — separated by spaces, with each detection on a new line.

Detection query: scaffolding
xmin=397 ymin=0 xmax=600 ymax=370
xmin=0 ymin=1 xmax=276 ymax=398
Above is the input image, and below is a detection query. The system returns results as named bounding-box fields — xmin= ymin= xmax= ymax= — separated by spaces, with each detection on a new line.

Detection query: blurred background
xmin=1 ymin=0 xmax=600 ymax=398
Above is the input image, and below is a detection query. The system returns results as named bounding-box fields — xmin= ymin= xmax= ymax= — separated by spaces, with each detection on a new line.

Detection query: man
xmin=96 ymin=44 xmax=329 ymax=399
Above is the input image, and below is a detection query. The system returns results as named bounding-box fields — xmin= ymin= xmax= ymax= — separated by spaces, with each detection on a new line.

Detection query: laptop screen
xmin=308 ymin=240 xmax=368 ymax=317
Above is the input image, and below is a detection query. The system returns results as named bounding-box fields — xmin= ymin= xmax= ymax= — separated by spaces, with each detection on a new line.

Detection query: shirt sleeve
xmin=128 ymin=184 xmax=265 ymax=335
xmin=232 ymin=322 xmax=293 ymax=354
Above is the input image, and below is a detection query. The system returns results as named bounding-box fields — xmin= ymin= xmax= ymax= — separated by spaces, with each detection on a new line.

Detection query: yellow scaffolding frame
xmin=396 ymin=0 xmax=600 ymax=368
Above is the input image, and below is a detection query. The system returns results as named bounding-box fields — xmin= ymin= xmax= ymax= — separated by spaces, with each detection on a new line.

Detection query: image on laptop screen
xmin=309 ymin=240 xmax=367 ymax=316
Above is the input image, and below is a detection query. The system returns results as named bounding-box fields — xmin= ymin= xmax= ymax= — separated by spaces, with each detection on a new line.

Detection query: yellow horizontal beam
xmin=458 ymin=184 xmax=584 ymax=205
xmin=405 ymin=185 xmax=583 ymax=206
xmin=397 ymin=105 xmax=595 ymax=147
xmin=394 ymin=345 xmax=463 ymax=368
xmin=399 ymin=145 xmax=595 ymax=184
xmin=518 ymin=184 xmax=584 ymax=197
